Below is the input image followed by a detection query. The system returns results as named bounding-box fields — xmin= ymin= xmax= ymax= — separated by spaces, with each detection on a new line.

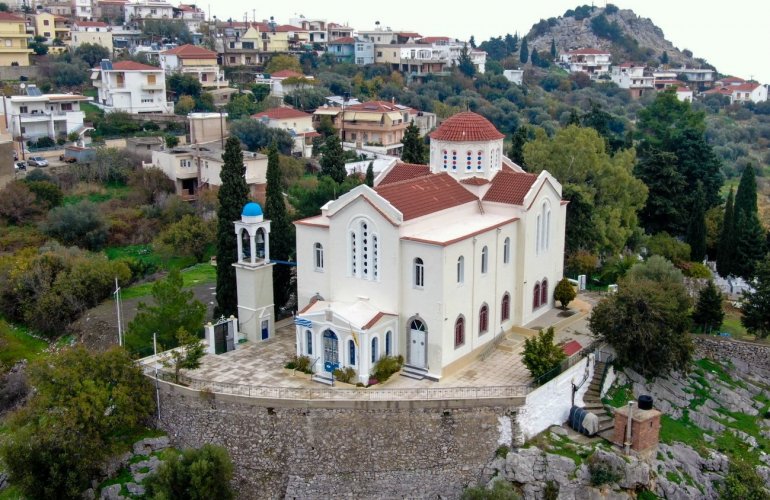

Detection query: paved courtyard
xmin=175 ymin=295 xmax=598 ymax=392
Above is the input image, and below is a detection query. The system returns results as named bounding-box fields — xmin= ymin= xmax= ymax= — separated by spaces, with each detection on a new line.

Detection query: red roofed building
xmin=91 ymin=59 xmax=172 ymax=114
xmin=288 ymin=111 xmax=566 ymax=383
xmin=703 ymin=81 xmax=768 ymax=104
xmin=559 ymin=48 xmax=611 ymax=79
xmin=160 ymin=44 xmax=228 ymax=89
xmin=252 ymin=107 xmax=316 ymax=157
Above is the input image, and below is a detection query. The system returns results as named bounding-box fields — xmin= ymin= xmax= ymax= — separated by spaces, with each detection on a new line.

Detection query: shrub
xmin=495 ymin=445 xmax=510 ymax=458
xmin=333 ymin=366 xmax=356 ymax=384
xmin=42 ymin=200 xmax=108 ymax=250
xmin=461 ymin=480 xmax=520 ymax=499
xmin=144 ymin=444 xmax=234 ymax=500
xmin=522 ymin=327 xmax=566 ymax=381
xmin=371 ymin=354 xmax=404 ymax=383
xmin=588 ymin=454 xmax=621 ymax=486
xmin=646 ymin=232 xmax=691 ymax=265
xmin=719 ymin=457 xmax=770 ymax=499
xmin=553 ymin=278 xmax=577 ymax=309
xmin=24 ymin=180 xmax=62 ymax=209
xmin=285 ymin=354 xmax=313 ymax=374
xmin=680 ymin=261 xmax=711 ymax=278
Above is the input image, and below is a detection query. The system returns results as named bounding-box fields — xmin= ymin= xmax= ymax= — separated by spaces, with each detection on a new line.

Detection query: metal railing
xmin=530 ymin=339 xmax=605 ymax=388
xmin=144 ymin=365 xmax=530 ymax=401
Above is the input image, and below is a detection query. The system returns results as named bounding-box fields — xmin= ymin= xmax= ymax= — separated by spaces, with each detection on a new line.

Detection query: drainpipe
xmin=624 ymin=401 xmax=635 ymax=455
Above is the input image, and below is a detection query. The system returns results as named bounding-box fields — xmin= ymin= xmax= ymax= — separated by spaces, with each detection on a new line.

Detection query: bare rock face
xmin=525 ymin=7 xmax=700 ymax=67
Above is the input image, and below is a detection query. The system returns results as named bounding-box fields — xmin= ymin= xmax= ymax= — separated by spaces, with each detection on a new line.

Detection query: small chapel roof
xmin=429 ymin=112 xmax=505 ymax=142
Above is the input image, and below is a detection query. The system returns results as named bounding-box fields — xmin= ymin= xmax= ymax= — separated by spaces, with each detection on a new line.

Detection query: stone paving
xmin=179 ymin=294 xmax=600 ymax=392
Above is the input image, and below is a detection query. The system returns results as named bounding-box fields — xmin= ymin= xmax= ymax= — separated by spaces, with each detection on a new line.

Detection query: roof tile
xmin=161 ymin=44 xmax=217 ymax=58
xmin=429 ymin=112 xmax=504 ymax=142
xmin=375 ymin=173 xmax=476 ymax=220
xmin=252 ymin=107 xmax=310 ymax=120
xmin=378 ymin=162 xmax=430 ymax=186
xmin=482 ymin=170 xmax=538 ymax=206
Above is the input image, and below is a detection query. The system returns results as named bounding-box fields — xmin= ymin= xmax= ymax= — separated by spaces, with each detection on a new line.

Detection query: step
xmin=311 ymin=372 xmax=334 ymax=386
xmin=598 ymin=429 xmax=615 ymax=441
xmin=598 ymin=421 xmax=615 ymax=433
xmin=400 ymin=364 xmax=428 ymax=381
xmin=596 ymin=415 xmax=613 ymax=424
xmin=583 ymin=402 xmax=606 ymax=411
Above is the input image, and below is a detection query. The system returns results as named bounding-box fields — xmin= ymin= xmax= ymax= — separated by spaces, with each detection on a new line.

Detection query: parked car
xmin=27 ymin=156 xmax=48 ymax=167
xmin=14 ymin=161 xmax=26 ymax=171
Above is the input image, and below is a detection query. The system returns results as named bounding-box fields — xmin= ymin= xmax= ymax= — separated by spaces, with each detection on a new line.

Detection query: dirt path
xmin=71 ymin=282 xmax=217 ymax=352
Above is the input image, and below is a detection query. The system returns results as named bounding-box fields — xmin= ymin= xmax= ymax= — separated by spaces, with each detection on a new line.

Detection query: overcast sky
xmin=210 ymin=0 xmax=770 ymax=83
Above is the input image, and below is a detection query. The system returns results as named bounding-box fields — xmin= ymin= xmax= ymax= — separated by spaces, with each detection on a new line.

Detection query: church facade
xmin=291 ymin=112 xmax=566 ymax=384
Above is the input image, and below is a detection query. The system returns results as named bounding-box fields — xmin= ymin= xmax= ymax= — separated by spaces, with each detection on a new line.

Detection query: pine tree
xmin=319 ymin=134 xmax=346 ymax=184
xmin=468 ymin=35 xmax=476 ymax=49
xmin=509 ymin=125 xmax=530 ymax=168
xmin=365 ymin=161 xmax=374 ymax=187
xmin=686 ymin=182 xmax=707 ymax=261
xmin=264 ymin=143 xmax=295 ymax=311
xmin=214 ymin=137 xmax=249 ymax=318
xmin=716 ymin=188 xmax=735 ymax=277
xmin=733 ymin=209 xmax=767 ymax=280
xmin=401 ymin=122 xmax=426 ymax=164
xmin=735 ymin=164 xmax=758 ymax=219
xmin=741 ymin=254 xmax=770 ymax=338
xmin=519 ymin=37 xmax=529 ymax=64
xmin=692 ymin=280 xmax=724 ymax=333
xmin=457 ymin=44 xmax=476 ymax=78
xmin=550 ymin=38 xmax=557 ymax=59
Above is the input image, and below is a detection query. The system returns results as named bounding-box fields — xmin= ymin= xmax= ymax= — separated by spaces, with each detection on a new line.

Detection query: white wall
xmin=295 ymin=224 xmax=331 ymax=308
xmin=517 ymin=354 xmax=595 ymax=440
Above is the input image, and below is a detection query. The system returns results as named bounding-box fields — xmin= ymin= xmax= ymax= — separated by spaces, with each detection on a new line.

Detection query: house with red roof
xmin=160 ymin=44 xmax=228 ymax=89
xmin=610 ymin=63 xmax=653 ymax=99
xmin=252 ymin=107 xmax=318 ymax=157
xmin=91 ymin=59 xmax=173 ymax=114
xmin=327 ymin=36 xmax=374 ymax=65
xmin=285 ymin=111 xmax=566 ymax=384
xmin=70 ymin=20 xmax=113 ymax=51
xmin=559 ymin=48 xmax=611 ymax=79
xmin=703 ymin=81 xmax=767 ymax=104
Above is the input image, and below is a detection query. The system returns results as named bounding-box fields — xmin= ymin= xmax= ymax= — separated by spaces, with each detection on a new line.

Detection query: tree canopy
xmin=264 ymin=143 xmax=295 ymax=311
xmin=400 ymin=122 xmax=427 ymax=164
xmin=229 ymin=119 xmax=293 ymax=155
xmin=741 ymin=255 xmax=770 ymax=338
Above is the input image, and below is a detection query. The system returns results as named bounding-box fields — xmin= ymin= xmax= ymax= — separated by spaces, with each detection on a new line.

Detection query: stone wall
xmin=695 ymin=336 xmax=770 ymax=372
xmin=154 ymin=382 xmax=521 ymax=499
xmin=0 ymin=65 xmax=40 ymax=81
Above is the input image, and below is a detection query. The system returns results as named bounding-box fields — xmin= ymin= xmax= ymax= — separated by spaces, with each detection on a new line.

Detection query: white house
xmin=503 ymin=69 xmax=524 ymax=85
xmin=254 ymin=70 xmax=315 ymax=98
xmin=70 ymin=21 xmax=113 ymax=51
xmin=559 ymin=48 xmax=611 ymax=79
xmin=702 ymin=79 xmax=768 ymax=104
xmin=3 ymin=85 xmax=90 ymax=140
xmin=252 ymin=107 xmax=318 ymax=158
xmin=91 ymin=60 xmax=173 ymax=114
xmin=159 ymin=44 xmax=228 ymax=89
xmin=287 ymin=112 xmax=566 ymax=384
xmin=124 ymin=0 xmax=174 ymax=23
xmin=610 ymin=63 xmax=653 ymax=98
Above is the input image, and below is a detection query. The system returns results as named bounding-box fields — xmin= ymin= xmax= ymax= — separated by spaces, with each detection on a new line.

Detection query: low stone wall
xmin=695 ymin=336 xmax=770 ymax=372
xmin=154 ymin=381 xmax=522 ymax=498
xmin=0 ymin=66 xmax=41 ymax=81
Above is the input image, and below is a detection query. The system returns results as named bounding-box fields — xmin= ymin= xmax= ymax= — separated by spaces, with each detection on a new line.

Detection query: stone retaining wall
xmin=695 ymin=336 xmax=770 ymax=372
xmin=154 ymin=381 xmax=522 ymax=498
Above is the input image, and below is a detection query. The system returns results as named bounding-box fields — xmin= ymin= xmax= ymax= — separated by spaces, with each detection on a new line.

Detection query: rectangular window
xmin=414 ymin=259 xmax=424 ymax=288
xmin=147 ymin=74 xmax=156 ymax=84
xmin=19 ymin=106 xmax=28 ymax=113
xmin=60 ymin=103 xmax=72 ymax=111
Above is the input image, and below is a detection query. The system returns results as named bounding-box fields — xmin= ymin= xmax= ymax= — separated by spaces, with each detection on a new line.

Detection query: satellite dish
xmin=19 ymin=83 xmax=26 ymax=89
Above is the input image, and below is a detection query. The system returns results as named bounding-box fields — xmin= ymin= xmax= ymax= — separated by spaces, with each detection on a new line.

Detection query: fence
xmin=530 ymin=339 xmax=606 ymax=388
xmin=144 ymin=365 xmax=530 ymax=402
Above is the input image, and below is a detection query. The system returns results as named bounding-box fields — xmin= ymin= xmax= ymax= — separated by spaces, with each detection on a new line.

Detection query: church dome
xmin=429 ymin=112 xmax=505 ymax=142
xmin=242 ymin=202 xmax=263 ymax=217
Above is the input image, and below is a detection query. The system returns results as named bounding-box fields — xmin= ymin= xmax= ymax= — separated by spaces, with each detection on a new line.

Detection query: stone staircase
xmin=400 ymin=364 xmax=428 ymax=380
xmin=311 ymin=371 xmax=334 ymax=386
xmin=495 ymin=331 xmax=529 ymax=353
xmin=582 ymin=360 xmax=615 ymax=439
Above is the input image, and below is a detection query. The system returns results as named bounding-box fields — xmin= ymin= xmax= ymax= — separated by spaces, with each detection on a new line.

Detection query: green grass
xmin=0 ymin=317 xmax=48 ymax=368
xmin=62 ymin=184 xmax=132 ymax=205
xmin=665 ymin=471 xmax=682 ymax=484
xmin=659 ymin=413 xmax=709 ymax=454
xmin=602 ymin=383 xmax=633 ymax=408
xmin=0 ymin=485 xmax=25 ymax=500
xmin=637 ymin=490 xmax=659 ymax=500
xmin=120 ymin=263 xmax=216 ymax=300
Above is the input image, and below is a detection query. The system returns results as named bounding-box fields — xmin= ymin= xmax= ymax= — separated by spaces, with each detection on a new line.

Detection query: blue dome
xmin=242 ymin=202 xmax=263 ymax=217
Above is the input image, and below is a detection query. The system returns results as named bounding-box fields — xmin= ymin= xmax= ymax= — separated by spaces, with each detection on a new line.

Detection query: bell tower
xmin=234 ymin=202 xmax=275 ymax=342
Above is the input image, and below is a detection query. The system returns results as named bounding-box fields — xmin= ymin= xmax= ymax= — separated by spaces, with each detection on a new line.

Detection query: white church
xmin=234 ymin=111 xmax=566 ymax=385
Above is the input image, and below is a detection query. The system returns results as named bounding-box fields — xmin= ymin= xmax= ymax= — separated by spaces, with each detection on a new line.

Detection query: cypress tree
xmin=735 ymin=164 xmax=758 ymax=218
xmin=401 ymin=122 xmax=426 ymax=164
xmin=716 ymin=188 xmax=735 ymax=276
xmin=214 ymin=137 xmax=249 ymax=318
xmin=686 ymin=182 xmax=707 ymax=261
xmin=319 ymin=134 xmax=346 ymax=184
xmin=692 ymin=280 xmax=724 ymax=333
xmin=550 ymin=38 xmax=557 ymax=59
xmin=264 ymin=143 xmax=295 ymax=311
xmin=741 ymin=255 xmax=770 ymax=338
xmin=733 ymin=209 xmax=767 ymax=280
xmin=519 ymin=37 xmax=529 ymax=64
xmin=365 ymin=161 xmax=374 ymax=187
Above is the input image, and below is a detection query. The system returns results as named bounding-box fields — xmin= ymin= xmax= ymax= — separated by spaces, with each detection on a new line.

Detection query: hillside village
xmin=0 ymin=1 xmax=769 ymax=499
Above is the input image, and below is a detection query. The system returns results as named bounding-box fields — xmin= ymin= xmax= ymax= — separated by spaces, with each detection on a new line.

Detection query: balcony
xmin=142 ymin=82 xmax=165 ymax=90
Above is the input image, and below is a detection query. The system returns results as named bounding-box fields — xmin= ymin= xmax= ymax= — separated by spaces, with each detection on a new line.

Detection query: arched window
xmin=533 ymin=282 xmax=541 ymax=309
xmin=451 ymin=150 xmax=457 ymax=170
xmin=454 ymin=316 xmax=465 ymax=348
xmin=457 ymin=256 xmax=464 ymax=284
xmin=477 ymin=150 xmax=483 ymax=170
xmin=306 ymin=330 xmax=312 ymax=355
xmin=349 ymin=218 xmax=379 ymax=281
xmin=348 ymin=339 xmax=356 ymax=365
xmin=466 ymin=150 xmax=472 ymax=170
xmin=385 ymin=330 xmax=392 ymax=356
xmin=442 ymin=149 xmax=448 ymax=170
xmin=255 ymin=227 xmax=266 ymax=259
xmin=536 ymin=214 xmax=541 ymax=254
xmin=481 ymin=246 xmax=488 ymax=274
xmin=414 ymin=258 xmax=424 ymax=288
xmin=373 ymin=234 xmax=379 ymax=280
xmin=501 ymin=293 xmax=510 ymax=322
xmin=539 ymin=201 xmax=551 ymax=252
xmin=349 ymin=230 xmax=357 ymax=275
xmin=314 ymin=242 xmax=324 ymax=270
xmin=503 ymin=237 xmax=510 ymax=264
xmin=360 ymin=220 xmax=370 ymax=278
xmin=371 ymin=337 xmax=379 ymax=363
xmin=541 ymin=278 xmax=549 ymax=307
xmin=479 ymin=304 xmax=489 ymax=335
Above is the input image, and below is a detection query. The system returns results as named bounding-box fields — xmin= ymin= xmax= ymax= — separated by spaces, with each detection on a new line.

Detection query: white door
xmin=409 ymin=319 xmax=426 ymax=368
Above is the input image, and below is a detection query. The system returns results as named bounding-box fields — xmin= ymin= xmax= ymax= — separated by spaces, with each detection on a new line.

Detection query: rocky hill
xmin=525 ymin=5 xmax=708 ymax=69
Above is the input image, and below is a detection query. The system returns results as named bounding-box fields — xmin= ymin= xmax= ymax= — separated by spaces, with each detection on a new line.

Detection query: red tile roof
xmin=346 ymin=100 xmax=410 ymax=112
xmin=460 ymin=176 xmax=490 ymax=186
xmin=378 ymin=162 xmax=430 ymax=186
xmin=253 ymin=22 xmax=304 ymax=33
xmin=0 ymin=12 xmax=23 ymax=21
xmin=269 ymin=70 xmax=304 ymax=79
xmin=719 ymin=76 xmax=745 ymax=84
xmin=397 ymin=32 xmax=422 ymax=38
xmin=109 ymin=60 xmax=160 ymax=71
xmin=75 ymin=21 xmax=108 ymax=27
xmin=429 ymin=112 xmax=504 ymax=142
xmin=329 ymin=36 xmax=355 ymax=44
xmin=482 ymin=170 xmax=538 ymax=206
xmin=419 ymin=36 xmax=451 ymax=44
xmin=566 ymin=48 xmax=610 ymax=55
xmin=562 ymin=340 xmax=582 ymax=357
xmin=376 ymin=173 xmax=476 ymax=220
xmin=161 ymin=44 xmax=217 ymax=58
xmin=730 ymin=82 xmax=760 ymax=92
xmin=252 ymin=107 xmax=310 ymax=120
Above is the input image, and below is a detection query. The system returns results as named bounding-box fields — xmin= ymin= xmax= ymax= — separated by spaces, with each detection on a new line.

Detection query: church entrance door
xmin=322 ymin=330 xmax=339 ymax=373
xmin=408 ymin=319 xmax=426 ymax=368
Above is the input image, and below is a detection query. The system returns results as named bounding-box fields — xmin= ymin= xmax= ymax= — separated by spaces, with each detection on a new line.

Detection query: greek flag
xmin=295 ymin=317 xmax=312 ymax=328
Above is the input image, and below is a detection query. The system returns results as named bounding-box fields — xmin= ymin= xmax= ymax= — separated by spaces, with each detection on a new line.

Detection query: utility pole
xmin=153 ymin=332 xmax=161 ymax=420
xmin=114 ymin=277 xmax=123 ymax=346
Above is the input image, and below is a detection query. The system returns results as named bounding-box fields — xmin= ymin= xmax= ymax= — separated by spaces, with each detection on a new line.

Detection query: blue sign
xmin=295 ymin=317 xmax=312 ymax=328
xmin=324 ymin=361 xmax=339 ymax=373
